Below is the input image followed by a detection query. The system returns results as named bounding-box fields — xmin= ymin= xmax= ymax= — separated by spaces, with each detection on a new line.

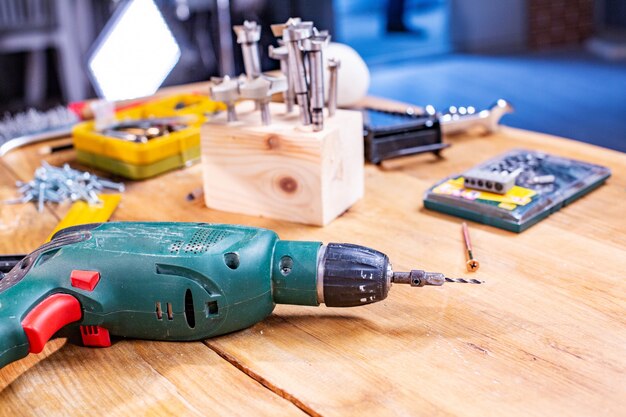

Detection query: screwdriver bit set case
xmin=423 ymin=149 xmax=611 ymax=232
xmin=202 ymin=18 xmax=364 ymax=226
xmin=362 ymin=108 xmax=448 ymax=164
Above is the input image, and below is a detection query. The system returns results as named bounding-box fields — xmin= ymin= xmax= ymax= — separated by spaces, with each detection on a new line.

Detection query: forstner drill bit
xmin=445 ymin=277 xmax=483 ymax=284
xmin=301 ymin=29 xmax=330 ymax=131
xmin=233 ymin=20 xmax=262 ymax=79
xmin=272 ymin=18 xmax=314 ymax=125
xmin=268 ymin=42 xmax=295 ymax=113
xmin=239 ymin=75 xmax=287 ymax=125
xmin=209 ymin=76 xmax=240 ymax=122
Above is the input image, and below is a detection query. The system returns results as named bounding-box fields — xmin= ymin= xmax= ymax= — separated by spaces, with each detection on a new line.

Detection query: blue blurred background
xmin=336 ymin=0 xmax=626 ymax=151
xmin=0 ymin=0 xmax=625 ymax=151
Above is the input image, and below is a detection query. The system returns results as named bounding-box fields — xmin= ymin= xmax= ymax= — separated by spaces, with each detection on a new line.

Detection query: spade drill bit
xmin=272 ymin=18 xmax=313 ymax=125
xmin=233 ymin=21 xmax=262 ymax=79
xmin=301 ymin=29 xmax=330 ymax=132
xmin=327 ymin=57 xmax=340 ymax=117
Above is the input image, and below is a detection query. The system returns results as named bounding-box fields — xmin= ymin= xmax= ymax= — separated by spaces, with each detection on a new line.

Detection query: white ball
xmin=323 ymin=43 xmax=370 ymax=107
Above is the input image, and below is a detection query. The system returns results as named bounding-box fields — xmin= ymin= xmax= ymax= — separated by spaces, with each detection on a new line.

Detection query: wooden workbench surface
xmin=0 ymin=108 xmax=625 ymax=416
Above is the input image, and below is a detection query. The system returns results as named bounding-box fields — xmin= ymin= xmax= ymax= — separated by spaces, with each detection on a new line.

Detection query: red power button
xmin=21 ymin=294 xmax=82 ymax=354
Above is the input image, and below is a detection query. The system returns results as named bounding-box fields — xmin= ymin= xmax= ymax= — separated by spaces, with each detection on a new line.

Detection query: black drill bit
xmin=445 ymin=277 xmax=483 ymax=284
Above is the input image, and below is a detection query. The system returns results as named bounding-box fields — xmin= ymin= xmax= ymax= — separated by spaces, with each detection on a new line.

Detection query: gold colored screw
xmin=462 ymin=222 xmax=480 ymax=272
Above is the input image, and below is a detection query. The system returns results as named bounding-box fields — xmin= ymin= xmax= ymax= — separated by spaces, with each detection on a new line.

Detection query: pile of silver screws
xmin=4 ymin=162 xmax=125 ymax=212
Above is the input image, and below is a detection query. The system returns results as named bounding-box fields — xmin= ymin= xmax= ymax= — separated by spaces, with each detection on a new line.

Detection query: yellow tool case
xmin=72 ymin=94 xmax=224 ymax=179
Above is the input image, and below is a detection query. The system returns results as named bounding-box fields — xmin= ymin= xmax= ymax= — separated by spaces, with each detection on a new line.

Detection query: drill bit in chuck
xmin=391 ymin=270 xmax=482 ymax=286
xmin=391 ymin=270 xmax=445 ymax=286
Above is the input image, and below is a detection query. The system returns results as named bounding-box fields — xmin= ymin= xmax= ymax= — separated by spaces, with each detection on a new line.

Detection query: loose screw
xmin=462 ymin=222 xmax=480 ymax=272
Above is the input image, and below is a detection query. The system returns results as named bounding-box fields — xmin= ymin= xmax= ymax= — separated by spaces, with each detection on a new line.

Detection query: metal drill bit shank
xmin=272 ymin=18 xmax=313 ymax=125
xmin=301 ymin=30 xmax=330 ymax=131
xmin=391 ymin=269 xmax=482 ymax=286
xmin=327 ymin=57 xmax=340 ymax=117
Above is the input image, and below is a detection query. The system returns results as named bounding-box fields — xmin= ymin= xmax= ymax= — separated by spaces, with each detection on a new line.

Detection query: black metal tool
xmin=362 ymin=107 xmax=449 ymax=164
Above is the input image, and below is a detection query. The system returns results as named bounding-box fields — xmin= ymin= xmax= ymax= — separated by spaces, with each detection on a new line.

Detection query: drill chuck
xmin=317 ymin=243 xmax=391 ymax=307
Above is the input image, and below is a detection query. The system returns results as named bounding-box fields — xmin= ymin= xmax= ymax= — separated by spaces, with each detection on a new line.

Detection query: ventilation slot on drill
xmin=168 ymin=241 xmax=183 ymax=254
xmin=156 ymin=302 xmax=174 ymax=320
xmin=166 ymin=303 xmax=174 ymax=320
xmin=155 ymin=302 xmax=163 ymax=320
xmin=182 ymin=229 xmax=228 ymax=254
xmin=184 ymin=289 xmax=195 ymax=328
xmin=206 ymin=301 xmax=218 ymax=316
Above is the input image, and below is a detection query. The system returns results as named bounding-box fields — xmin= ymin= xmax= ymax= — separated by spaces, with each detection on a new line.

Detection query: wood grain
xmin=0 ymin=97 xmax=625 ymax=416
xmin=201 ymin=101 xmax=364 ymax=225
xmin=0 ymin=339 xmax=306 ymax=417
xmin=207 ymin=159 xmax=626 ymax=416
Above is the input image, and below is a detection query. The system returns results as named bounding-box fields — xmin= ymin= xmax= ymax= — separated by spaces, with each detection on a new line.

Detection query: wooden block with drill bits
xmin=202 ymin=18 xmax=364 ymax=225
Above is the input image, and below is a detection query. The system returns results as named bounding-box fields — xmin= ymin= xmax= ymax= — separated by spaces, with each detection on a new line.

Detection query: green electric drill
xmin=0 ymin=222 xmax=477 ymax=369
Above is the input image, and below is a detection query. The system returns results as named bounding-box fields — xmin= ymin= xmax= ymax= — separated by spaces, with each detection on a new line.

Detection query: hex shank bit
xmin=268 ymin=44 xmax=295 ymax=113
